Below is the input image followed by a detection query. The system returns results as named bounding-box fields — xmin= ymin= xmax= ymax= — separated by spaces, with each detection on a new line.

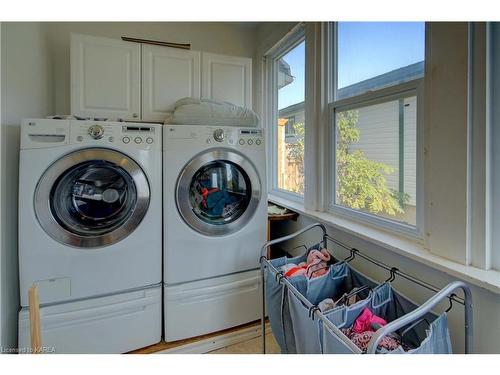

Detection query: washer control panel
xmin=70 ymin=121 xmax=160 ymax=150
xmin=237 ymin=129 xmax=264 ymax=148
xmin=120 ymin=125 xmax=157 ymax=147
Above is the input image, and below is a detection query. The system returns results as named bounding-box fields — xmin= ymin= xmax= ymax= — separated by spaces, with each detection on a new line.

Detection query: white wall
xmin=46 ymin=22 xmax=257 ymax=115
xmin=272 ymin=214 xmax=500 ymax=354
xmin=424 ymin=23 xmax=469 ymax=264
xmin=1 ymin=22 xmax=54 ymax=350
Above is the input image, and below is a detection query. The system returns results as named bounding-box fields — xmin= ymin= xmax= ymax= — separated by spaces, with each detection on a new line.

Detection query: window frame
xmin=327 ymin=22 xmax=425 ymax=239
xmin=265 ymin=25 xmax=306 ymax=203
xmin=488 ymin=22 xmax=499 ymax=271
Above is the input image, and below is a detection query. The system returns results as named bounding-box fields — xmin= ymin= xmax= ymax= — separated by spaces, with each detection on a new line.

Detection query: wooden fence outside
xmin=277 ymin=123 xmax=304 ymax=194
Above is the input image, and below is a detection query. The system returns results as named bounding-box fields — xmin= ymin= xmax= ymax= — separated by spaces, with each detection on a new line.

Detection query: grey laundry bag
xmin=321 ymin=283 xmax=453 ymax=354
xmin=385 ymin=313 xmax=452 ymax=354
xmin=265 ymin=243 xmax=330 ymax=353
xmin=321 ymin=282 xmax=394 ymax=353
xmin=287 ymin=263 xmax=380 ymax=353
xmin=264 ymin=251 xmax=308 ymax=353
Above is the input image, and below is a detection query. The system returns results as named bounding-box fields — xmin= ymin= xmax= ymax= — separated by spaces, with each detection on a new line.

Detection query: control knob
xmin=213 ymin=128 xmax=225 ymax=142
xmin=88 ymin=124 xmax=105 ymax=140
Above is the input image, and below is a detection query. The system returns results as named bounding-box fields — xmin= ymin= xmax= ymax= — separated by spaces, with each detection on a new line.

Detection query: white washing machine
xmin=163 ymin=125 xmax=266 ymax=341
xmin=18 ymin=119 xmax=162 ymax=352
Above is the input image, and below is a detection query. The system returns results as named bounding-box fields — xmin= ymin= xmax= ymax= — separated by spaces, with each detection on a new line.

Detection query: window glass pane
xmin=276 ymin=41 xmax=305 ymax=195
xmin=335 ymin=95 xmax=417 ymax=226
xmin=337 ymin=22 xmax=425 ymax=100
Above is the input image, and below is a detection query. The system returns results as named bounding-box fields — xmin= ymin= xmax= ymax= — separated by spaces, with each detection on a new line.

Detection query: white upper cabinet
xmin=70 ymin=34 xmax=253 ymax=121
xmin=142 ymin=45 xmax=201 ymax=122
xmin=201 ymin=53 xmax=252 ymax=109
xmin=71 ymin=34 xmax=141 ymax=120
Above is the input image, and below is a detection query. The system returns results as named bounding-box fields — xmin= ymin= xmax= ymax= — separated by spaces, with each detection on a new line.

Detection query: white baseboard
xmin=156 ymin=323 xmax=270 ymax=354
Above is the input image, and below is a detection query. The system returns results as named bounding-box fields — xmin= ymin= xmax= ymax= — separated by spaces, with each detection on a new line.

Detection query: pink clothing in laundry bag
xmin=283 ymin=249 xmax=332 ymax=279
xmin=305 ymin=249 xmax=331 ymax=278
xmin=306 ymin=248 xmax=331 ymax=264
xmin=341 ymin=328 xmax=402 ymax=353
xmin=352 ymin=307 xmax=387 ymax=334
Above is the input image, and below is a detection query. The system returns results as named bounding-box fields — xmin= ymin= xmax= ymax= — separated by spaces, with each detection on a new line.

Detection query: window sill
xmin=268 ymin=194 xmax=500 ymax=295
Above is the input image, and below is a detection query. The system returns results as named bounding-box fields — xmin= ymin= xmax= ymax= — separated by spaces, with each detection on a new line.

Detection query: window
xmin=330 ymin=22 xmax=425 ymax=233
xmin=267 ymin=27 xmax=305 ymax=199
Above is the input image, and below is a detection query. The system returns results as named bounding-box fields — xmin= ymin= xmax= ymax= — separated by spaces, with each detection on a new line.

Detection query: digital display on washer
xmin=122 ymin=126 xmax=155 ymax=133
xmin=239 ymin=129 xmax=262 ymax=136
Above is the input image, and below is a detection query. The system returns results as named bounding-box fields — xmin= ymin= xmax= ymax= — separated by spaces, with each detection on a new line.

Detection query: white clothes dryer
xmin=163 ymin=125 xmax=267 ymax=284
xmin=163 ymin=125 xmax=267 ymax=341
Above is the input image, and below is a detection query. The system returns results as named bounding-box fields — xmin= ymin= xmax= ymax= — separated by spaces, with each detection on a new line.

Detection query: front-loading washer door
xmin=34 ymin=148 xmax=150 ymax=248
xmin=176 ymin=149 xmax=261 ymax=236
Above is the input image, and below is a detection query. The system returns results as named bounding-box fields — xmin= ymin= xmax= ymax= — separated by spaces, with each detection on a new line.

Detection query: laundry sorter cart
xmin=259 ymin=223 xmax=473 ymax=354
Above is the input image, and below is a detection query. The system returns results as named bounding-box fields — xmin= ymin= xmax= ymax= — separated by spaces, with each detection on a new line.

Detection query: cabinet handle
xmin=132 ymin=113 xmax=138 ymax=118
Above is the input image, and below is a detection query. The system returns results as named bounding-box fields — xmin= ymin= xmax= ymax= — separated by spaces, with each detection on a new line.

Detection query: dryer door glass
xmin=189 ymin=161 xmax=251 ymax=225
xmin=176 ymin=149 xmax=262 ymax=236
xmin=50 ymin=160 xmax=137 ymax=236
xmin=35 ymin=149 xmax=150 ymax=248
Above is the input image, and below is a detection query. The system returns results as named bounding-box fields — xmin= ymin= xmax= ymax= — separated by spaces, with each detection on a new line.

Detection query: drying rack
xmin=259 ymin=222 xmax=474 ymax=354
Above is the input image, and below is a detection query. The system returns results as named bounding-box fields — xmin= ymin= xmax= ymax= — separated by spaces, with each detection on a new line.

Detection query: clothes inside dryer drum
xmin=50 ymin=160 xmax=138 ymax=236
xmin=188 ymin=160 xmax=251 ymax=225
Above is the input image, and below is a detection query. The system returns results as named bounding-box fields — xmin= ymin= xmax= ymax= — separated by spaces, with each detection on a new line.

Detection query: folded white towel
xmin=165 ymin=97 xmax=260 ymax=127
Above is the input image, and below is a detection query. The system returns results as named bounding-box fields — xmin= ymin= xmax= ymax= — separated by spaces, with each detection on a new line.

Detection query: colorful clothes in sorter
xmin=341 ymin=327 xmax=403 ymax=353
xmin=279 ymin=248 xmax=332 ymax=279
xmin=340 ymin=307 xmax=412 ymax=353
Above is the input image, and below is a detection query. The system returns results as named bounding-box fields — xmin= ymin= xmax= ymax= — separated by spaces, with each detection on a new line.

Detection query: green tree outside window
xmin=286 ymin=110 xmax=407 ymax=216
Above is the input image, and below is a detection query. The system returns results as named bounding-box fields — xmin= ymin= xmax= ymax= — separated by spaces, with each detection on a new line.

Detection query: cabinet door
xmin=71 ymin=34 xmax=141 ymax=120
xmin=202 ymin=53 xmax=252 ymax=109
xmin=142 ymin=45 xmax=201 ymax=122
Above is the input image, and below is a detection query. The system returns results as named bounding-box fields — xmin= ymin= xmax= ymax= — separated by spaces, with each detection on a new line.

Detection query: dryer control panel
xmin=165 ymin=126 xmax=264 ymax=150
xmin=70 ymin=121 xmax=161 ymax=150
